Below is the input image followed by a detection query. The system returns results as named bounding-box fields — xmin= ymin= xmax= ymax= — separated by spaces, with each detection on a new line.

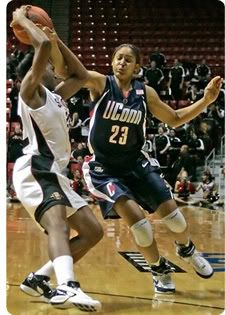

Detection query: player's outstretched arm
xmin=146 ymin=76 xmax=223 ymax=128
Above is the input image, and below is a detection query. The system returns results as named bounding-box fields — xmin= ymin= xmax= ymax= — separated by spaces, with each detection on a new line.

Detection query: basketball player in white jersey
xmin=10 ymin=6 xmax=102 ymax=311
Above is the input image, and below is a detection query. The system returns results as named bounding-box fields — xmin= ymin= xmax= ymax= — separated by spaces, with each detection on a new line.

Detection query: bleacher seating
xmin=69 ymin=0 xmax=224 ymax=75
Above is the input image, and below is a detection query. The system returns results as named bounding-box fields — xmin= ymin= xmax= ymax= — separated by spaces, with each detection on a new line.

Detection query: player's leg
xmin=83 ymin=160 xmax=175 ymax=294
xmin=132 ymin=157 xmax=213 ymax=280
xmin=114 ymin=196 xmax=175 ymax=294
xmin=40 ymin=204 xmax=102 ymax=311
xmin=67 ymin=205 xmax=103 ymax=262
xmin=20 ymin=204 xmax=72 ymax=300
xmin=22 ymin=204 xmax=103 ymax=310
xmin=21 ymin=205 xmax=103 ymax=288
xmin=156 ymin=199 xmax=214 ymax=279
xmin=48 ymin=205 xmax=102 ymax=311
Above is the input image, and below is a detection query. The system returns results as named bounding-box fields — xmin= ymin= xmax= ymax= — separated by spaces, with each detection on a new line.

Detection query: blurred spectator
xmin=207 ymin=103 xmax=224 ymax=121
xmin=185 ymin=83 xmax=204 ymax=102
xmin=77 ymin=155 xmax=84 ymax=168
xmin=144 ymin=60 xmax=164 ymax=94
xmin=168 ymin=128 xmax=182 ymax=165
xmin=206 ymin=102 xmax=224 ymax=140
xmin=133 ymin=66 xmax=147 ymax=82
xmin=174 ymin=169 xmax=196 ymax=201
xmin=70 ymin=169 xmax=86 ymax=196
xmin=168 ymin=128 xmax=182 ymax=146
xmin=69 ymin=112 xmax=82 ymax=142
xmin=71 ymin=142 xmax=89 ymax=160
xmin=168 ymin=58 xmax=185 ymax=100
xmin=194 ymin=59 xmax=211 ymax=89
xmin=9 ymin=79 xmax=21 ymax=121
xmin=171 ymin=144 xmax=196 ymax=185
xmin=222 ymin=164 xmax=225 ymax=178
xmin=186 ymin=130 xmax=205 ymax=159
xmin=142 ymin=133 xmax=155 ymax=157
xmin=155 ymin=125 xmax=170 ymax=166
xmin=81 ymin=117 xmax=90 ymax=141
xmin=196 ymin=170 xmax=219 ymax=203
xmin=149 ymin=47 xmax=167 ymax=69
xmin=197 ymin=121 xmax=213 ymax=155
xmin=7 ymin=124 xmax=24 ymax=163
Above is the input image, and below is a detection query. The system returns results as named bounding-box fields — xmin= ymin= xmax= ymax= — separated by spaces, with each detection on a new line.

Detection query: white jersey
xmin=18 ymin=86 xmax=71 ymax=172
xmin=13 ymin=86 xmax=87 ymax=227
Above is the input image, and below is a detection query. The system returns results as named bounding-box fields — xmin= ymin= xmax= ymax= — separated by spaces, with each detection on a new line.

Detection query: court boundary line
xmin=7 ymin=283 xmax=224 ymax=311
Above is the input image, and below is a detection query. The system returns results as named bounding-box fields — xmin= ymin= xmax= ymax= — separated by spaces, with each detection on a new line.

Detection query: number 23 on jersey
xmin=109 ymin=125 xmax=129 ymax=145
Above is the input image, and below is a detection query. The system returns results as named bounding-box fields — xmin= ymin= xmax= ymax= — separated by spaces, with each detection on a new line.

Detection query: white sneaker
xmin=20 ymin=272 xmax=56 ymax=302
xmin=151 ymin=257 xmax=175 ymax=294
xmin=50 ymin=281 xmax=101 ymax=312
xmin=176 ymin=240 xmax=214 ymax=278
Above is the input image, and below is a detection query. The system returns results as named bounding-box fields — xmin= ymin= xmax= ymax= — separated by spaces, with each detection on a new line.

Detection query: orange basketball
xmin=12 ymin=6 xmax=53 ymax=45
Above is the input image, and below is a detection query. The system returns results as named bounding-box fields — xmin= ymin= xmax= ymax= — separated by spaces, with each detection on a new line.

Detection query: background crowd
xmin=6 ymin=0 xmax=224 ymax=207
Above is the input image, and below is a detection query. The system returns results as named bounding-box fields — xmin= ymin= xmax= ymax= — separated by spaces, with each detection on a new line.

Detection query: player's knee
xmin=130 ymin=218 xmax=153 ymax=247
xmin=89 ymin=222 xmax=104 ymax=246
xmin=163 ymin=209 xmax=187 ymax=233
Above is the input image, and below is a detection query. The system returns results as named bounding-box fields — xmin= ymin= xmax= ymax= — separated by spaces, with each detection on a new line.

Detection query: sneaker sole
xmin=195 ymin=269 xmax=214 ymax=279
xmin=51 ymin=299 xmax=102 ymax=312
xmin=20 ymin=284 xmax=49 ymax=303
xmin=154 ymin=288 xmax=175 ymax=294
xmin=20 ymin=284 xmax=41 ymax=297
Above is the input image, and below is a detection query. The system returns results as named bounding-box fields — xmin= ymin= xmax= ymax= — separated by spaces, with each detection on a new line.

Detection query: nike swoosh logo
xmin=142 ymin=162 xmax=148 ymax=168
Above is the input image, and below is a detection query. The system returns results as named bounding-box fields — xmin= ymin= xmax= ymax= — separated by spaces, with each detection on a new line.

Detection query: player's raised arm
xmin=42 ymin=27 xmax=106 ymax=100
xmin=146 ymin=76 xmax=223 ymax=128
xmin=10 ymin=6 xmax=51 ymax=103
xmin=42 ymin=27 xmax=105 ymax=100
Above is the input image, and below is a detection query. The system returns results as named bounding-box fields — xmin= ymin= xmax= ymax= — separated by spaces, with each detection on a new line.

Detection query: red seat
xmin=6 ymin=98 xmax=11 ymax=109
xmin=7 ymin=79 xmax=13 ymax=89
xmin=168 ymin=100 xmax=177 ymax=110
xmin=177 ymin=100 xmax=190 ymax=109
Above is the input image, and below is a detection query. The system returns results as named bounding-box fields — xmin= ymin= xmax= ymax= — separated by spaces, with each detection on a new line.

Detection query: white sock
xmin=35 ymin=261 xmax=54 ymax=277
xmin=176 ymin=239 xmax=190 ymax=247
xmin=52 ymin=255 xmax=75 ymax=285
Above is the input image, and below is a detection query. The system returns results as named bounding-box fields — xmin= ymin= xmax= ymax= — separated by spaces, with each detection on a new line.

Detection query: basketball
xmin=12 ymin=6 xmax=53 ymax=45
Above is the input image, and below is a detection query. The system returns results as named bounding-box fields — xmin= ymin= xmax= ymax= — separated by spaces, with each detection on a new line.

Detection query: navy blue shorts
xmin=83 ymin=154 xmax=173 ymax=219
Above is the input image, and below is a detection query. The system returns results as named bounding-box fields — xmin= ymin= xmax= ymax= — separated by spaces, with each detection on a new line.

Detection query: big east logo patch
xmin=107 ymin=182 xmax=116 ymax=196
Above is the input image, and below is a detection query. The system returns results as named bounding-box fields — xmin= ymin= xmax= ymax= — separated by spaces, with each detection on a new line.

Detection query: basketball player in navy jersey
xmin=46 ymin=38 xmax=221 ymax=294
xmin=10 ymin=6 xmax=102 ymax=311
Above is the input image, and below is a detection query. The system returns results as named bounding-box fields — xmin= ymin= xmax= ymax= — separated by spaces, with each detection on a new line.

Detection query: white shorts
xmin=13 ymin=155 xmax=87 ymax=230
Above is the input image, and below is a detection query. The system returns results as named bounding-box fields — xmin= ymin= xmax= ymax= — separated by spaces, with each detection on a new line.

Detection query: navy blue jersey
xmin=88 ymin=75 xmax=147 ymax=171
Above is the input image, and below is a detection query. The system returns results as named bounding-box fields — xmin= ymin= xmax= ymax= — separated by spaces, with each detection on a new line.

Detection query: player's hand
xmin=10 ymin=5 xmax=30 ymax=27
xmin=41 ymin=26 xmax=58 ymax=41
xmin=203 ymin=76 xmax=223 ymax=104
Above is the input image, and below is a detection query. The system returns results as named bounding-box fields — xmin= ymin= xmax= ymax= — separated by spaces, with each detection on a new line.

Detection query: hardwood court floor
xmin=7 ymin=202 xmax=225 ymax=315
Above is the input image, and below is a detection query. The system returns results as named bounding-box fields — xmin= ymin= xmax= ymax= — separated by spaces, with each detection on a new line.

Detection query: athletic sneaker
xmin=50 ymin=281 xmax=102 ymax=312
xmin=175 ymin=240 xmax=214 ymax=278
xmin=20 ymin=272 xmax=56 ymax=302
xmin=150 ymin=257 xmax=175 ymax=294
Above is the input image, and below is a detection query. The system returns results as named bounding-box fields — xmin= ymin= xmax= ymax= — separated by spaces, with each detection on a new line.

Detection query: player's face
xmin=112 ymin=47 xmax=139 ymax=80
